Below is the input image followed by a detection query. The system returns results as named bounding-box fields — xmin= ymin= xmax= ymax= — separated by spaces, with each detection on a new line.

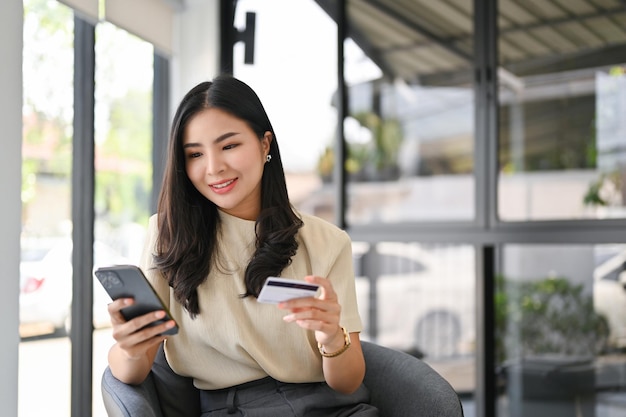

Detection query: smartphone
xmin=95 ymin=264 xmax=178 ymax=335
xmin=257 ymin=277 xmax=320 ymax=304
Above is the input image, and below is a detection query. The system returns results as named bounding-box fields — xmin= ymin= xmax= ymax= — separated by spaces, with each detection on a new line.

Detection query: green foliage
xmin=583 ymin=170 xmax=622 ymax=207
xmin=102 ymin=90 xmax=153 ymax=159
xmin=22 ymin=0 xmax=153 ymax=230
xmin=583 ymin=178 xmax=607 ymax=206
xmin=317 ymin=112 xmax=403 ymax=182
xmin=21 ymin=160 xmax=38 ymax=205
xmin=495 ymin=275 xmax=609 ymax=364
xmin=25 ymin=0 xmax=73 ymax=32
xmin=352 ymin=111 xmax=403 ymax=171
xmin=95 ymin=90 xmax=153 ymax=226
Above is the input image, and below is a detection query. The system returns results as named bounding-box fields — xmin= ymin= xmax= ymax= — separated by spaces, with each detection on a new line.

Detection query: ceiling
xmin=315 ymin=0 xmax=626 ymax=87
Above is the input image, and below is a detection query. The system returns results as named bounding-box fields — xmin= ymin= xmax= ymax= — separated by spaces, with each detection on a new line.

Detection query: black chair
xmin=101 ymin=341 xmax=464 ymax=417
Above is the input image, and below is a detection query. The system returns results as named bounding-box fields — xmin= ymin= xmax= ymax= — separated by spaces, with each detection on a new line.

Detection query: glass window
xmin=355 ymin=242 xmax=476 ymax=395
xmin=92 ymin=22 xmax=154 ymax=417
xmin=19 ymin=0 xmax=74 ymax=415
xmin=233 ymin=0 xmax=338 ymax=224
xmin=497 ymin=1 xmax=626 ymax=221
xmin=496 ymin=244 xmax=626 ymax=416
xmin=345 ymin=2 xmax=475 ymax=224
xmin=19 ymin=2 xmax=154 ymax=416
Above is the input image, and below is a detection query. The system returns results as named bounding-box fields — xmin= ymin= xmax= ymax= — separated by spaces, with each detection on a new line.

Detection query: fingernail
xmin=155 ymin=311 xmax=165 ymax=318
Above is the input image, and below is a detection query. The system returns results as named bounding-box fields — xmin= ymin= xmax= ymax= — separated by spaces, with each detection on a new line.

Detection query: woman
xmin=107 ymin=75 xmax=378 ymax=416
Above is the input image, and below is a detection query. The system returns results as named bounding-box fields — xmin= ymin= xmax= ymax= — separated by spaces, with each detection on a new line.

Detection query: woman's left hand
xmin=278 ymin=275 xmax=344 ymax=347
xmin=280 ymin=275 xmax=365 ymax=394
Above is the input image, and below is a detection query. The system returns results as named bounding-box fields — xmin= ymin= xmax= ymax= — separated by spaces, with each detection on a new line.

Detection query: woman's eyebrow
xmin=214 ymin=132 xmax=238 ymax=143
xmin=183 ymin=132 xmax=239 ymax=148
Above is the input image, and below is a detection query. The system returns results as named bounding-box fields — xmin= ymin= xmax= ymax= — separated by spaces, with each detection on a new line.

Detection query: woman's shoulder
xmin=297 ymin=211 xmax=350 ymax=243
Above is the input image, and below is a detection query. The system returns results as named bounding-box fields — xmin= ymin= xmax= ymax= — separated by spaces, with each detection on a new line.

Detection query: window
xmin=345 ymin=1 xmax=476 ymax=224
xmin=19 ymin=2 xmax=155 ymax=416
xmin=496 ymin=244 xmax=626 ymax=416
xmin=497 ymin=3 xmax=626 ymax=221
xmin=19 ymin=1 xmax=74 ymax=414
xmin=355 ymin=242 xmax=476 ymax=393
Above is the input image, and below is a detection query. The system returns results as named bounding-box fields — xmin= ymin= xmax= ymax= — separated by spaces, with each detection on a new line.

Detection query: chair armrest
xmin=362 ymin=341 xmax=464 ymax=417
xmin=101 ymin=345 xmax=200 ymax=417
xmin=101 ymin=367 xmax=163 ymax=417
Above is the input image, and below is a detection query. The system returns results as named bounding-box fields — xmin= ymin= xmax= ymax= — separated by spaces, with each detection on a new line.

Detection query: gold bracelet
xmin=318 ymin=326 xmax=351 ymax=358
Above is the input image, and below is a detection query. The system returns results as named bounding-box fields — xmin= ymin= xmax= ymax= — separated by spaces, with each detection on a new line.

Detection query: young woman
xmin=107 ymin=75 xmax=378 ymax=416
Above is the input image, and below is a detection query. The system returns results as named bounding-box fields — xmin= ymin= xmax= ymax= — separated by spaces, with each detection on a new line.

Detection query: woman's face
xmin=183 ymin=108 xmax=271 ymax=220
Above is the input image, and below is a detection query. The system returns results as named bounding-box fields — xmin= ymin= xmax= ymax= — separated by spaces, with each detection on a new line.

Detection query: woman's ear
xmin=262 ymin=131 xmax=273 ymax=153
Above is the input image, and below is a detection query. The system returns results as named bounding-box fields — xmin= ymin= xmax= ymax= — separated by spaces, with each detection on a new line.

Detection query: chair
xmin=101 ymin=341 xmax=464 ymax=417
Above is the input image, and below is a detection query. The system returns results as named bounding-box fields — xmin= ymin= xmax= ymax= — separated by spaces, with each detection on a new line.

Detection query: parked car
xmin=19 ymin=237 xmax=130 ymax=337
xmin=353 ymin=242 xmax=475 ymax=359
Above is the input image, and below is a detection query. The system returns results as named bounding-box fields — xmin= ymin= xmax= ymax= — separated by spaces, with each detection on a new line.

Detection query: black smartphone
xmin=95 ymin=264 xmax=178 ymax=335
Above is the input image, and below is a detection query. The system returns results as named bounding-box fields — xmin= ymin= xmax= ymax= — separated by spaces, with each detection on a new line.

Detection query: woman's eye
xmin=223 ymin=143 xmax=237 ymax=150
xmin=187 ymin=152 xmax=202 ymax=159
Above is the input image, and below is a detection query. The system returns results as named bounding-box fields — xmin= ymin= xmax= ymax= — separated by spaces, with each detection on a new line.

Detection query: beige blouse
xmin=141 ymin=210 xmax=362 ymax=390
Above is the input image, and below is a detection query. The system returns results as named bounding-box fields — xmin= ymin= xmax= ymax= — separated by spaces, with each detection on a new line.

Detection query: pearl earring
xmin=266 ymin=154 xmax=272 ymax=163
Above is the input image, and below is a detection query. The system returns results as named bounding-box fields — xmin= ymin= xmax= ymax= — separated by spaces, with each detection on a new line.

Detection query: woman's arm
xmin=107 ymin=297 xmax=176 ymax=385
xmin=319 ymin=329 xmax=366 ymax=394
xmin=279 ymin=275 xmax=366 ymax=394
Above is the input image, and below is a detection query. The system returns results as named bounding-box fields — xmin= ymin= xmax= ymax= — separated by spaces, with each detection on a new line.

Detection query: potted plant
xmin=496 ymin=275 xmax=609 ymax=417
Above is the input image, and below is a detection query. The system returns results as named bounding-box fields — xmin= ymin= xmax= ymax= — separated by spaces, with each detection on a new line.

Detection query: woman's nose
xmin=205 ymin=153 xmax=224 ymax=176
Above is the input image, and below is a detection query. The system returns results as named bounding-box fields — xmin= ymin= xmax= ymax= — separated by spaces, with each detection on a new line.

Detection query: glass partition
xmin=497 ymin=1 xmax=626 ymax=221
xmin=92 ymin=22 xmax=154 ymax=417
xmin=18 ymin=2 xmax=154 ymax=416
xmin=19 ymin=0 xmax=74 ymax=415
xmin=92 ymin=21 xmax=154 ymax=325
xmin=355 ymin=242 xmax=476 ymax=395
xmin=496 ymin=244 xmax=626 ymax=416
xmin=345 ymin=1 xmax=475 ymax=224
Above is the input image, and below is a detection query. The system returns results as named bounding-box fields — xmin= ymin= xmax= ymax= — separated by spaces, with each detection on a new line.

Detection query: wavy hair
xmin=155 ymin=75 xmax=303 ymax=317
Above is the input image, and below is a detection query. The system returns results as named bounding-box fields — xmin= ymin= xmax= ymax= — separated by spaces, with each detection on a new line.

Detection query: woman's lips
xmin=209 ymin=178 xmax=236 ymax=194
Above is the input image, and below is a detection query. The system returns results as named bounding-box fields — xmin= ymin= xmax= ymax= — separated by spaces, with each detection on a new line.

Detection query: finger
xmin=285 ymin=316 xmax=339 ymax=336
xmin=119 ymin=319 xmax=175 ymax=344
xmin=107 ymin=297 xmax=133 ymax=314
xmin=304 ymin=275 xmax=337 ymax=301
xmin=128 ymin=310 xmax=171 ymax=334
xmin=280 ymin=297 xmax=341 ymax=316
xmin=117 ymin=333 xmax=167 ymax=360
xmin=278 ymin=296 xmax=318 ymax=311
xmin=282 ymin=306 xmax=338 ymax=326
xmin=112 ymin=313 xmax=175 ymax=344
xmin=107 ymin=298 xmax=134 ymax=324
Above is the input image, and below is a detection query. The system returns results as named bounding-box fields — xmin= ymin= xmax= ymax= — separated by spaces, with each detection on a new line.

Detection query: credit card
xmin=257 ymin=277 xmax=320 ymax=304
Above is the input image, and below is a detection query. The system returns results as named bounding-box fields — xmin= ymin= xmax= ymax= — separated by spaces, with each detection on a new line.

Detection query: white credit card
xmin=257 ymin=277 xmax=320 ymax=304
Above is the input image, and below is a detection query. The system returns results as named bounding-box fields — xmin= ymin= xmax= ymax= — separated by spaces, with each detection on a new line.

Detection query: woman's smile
xmin=209 ymin=178 xmax=237 ymax=193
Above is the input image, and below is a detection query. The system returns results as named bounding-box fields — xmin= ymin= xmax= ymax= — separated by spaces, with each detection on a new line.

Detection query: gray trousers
xmin=199 ymin=376 xmax=380 ymax=416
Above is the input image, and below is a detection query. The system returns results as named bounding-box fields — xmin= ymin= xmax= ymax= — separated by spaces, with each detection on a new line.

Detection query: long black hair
xmin=155 ymin=74 xmax=303 ymax=317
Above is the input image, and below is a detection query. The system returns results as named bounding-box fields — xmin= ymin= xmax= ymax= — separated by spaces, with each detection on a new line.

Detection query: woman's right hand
xmin=107 ymin=298 xmax=175 ymax=383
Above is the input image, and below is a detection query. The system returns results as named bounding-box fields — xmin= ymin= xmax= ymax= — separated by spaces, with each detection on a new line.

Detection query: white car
xmin=19 ymin=238 xmax=129 ymax=337
xmin=353 ymin=242 xmax=475 ymax=359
